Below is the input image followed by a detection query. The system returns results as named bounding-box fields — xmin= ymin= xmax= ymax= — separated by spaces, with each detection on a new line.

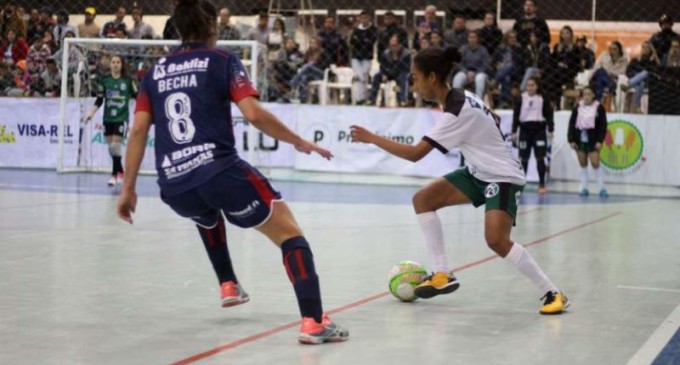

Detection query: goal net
xmin=56 ymin=38 xmax=266 ymax=175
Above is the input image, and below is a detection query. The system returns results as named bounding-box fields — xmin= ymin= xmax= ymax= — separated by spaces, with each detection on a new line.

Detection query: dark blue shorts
xmin=160 ymin=160 xmax=282 ymax=228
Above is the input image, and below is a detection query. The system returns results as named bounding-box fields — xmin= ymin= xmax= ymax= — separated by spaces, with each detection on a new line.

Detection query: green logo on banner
xmin=600 ymin=119 xmax=644 ymax=171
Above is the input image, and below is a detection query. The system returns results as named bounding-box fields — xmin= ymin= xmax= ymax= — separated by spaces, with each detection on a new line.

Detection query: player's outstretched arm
xmin=117 ymin=111 xmax=152 ymax=224
xmin=350 ymin=125 xmax=433 ymax=162
xmin=237 ymin=97 xmax=333 ymax=160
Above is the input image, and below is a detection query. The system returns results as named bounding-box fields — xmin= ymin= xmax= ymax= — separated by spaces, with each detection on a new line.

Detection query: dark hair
xmin=610 ymin=40 xmax=623 ymax=56
xmin=274 ymin=18 xmax=285 ymax=33
xmin=174 ymin=0 xmax=217 ymax=42
xmin=110 ymin=54 xmax=129 ymax=78
xmin=46 ymin=58 xmax=56 ymax=65
xmin=413 ymin=47 xmax=461 ymax=84
xmin=384 ymin=11 xmax=395 ymax=17
xmin=359 ymin=10 xmax=369 ymax=16
xmin=525 ymin=0 xmax=537 ymax=6
xmin=526 ymin=76 xmax=542 ymax=94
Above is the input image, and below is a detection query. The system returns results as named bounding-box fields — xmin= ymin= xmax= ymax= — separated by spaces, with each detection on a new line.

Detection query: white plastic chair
xmin=326 ymin=65 xmax=355 ymax=105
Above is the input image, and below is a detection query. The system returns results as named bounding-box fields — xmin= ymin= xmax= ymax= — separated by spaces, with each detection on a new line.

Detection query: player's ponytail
xmin=173 ymin=0 xmax=217 ymax=42
xmin=413 ymin=46 xmax=461 ymax=86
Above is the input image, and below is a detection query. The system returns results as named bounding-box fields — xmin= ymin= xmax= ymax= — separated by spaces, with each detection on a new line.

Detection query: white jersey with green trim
xmin=423 ymin=89 xmax=526 ymax=185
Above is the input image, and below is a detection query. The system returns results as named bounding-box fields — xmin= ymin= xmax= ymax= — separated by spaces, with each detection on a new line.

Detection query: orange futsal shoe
xmin=220 ymin=281 xmax=250 ymax=308
xmin=298 ymin=314 xmax=349 ymax=345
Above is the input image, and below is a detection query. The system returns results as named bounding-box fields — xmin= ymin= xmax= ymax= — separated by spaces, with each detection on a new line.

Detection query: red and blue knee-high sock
xmin=196 ymin=218 xmax=237 ymax=284
xmin=281 ymin=236 xmax=323 ymax=323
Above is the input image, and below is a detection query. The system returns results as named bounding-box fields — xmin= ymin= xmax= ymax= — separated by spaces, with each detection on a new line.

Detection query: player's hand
xmin=547 ymin=132 xmax=554 ymax=140
xmin=595 ymin=142 xmax=602 ymax=151
xmin=84 ymin=115 xmax=93 ymax=124
xmin=350 ymin=125 xmax=375 ymax=144
xmin=511 ymin=132 xmax=518 ymax=144
xmin=570 ymin=142 xmax=578 ymax=150
xmin=117 ymin=189 xmax=137 ymax=224
xmin=295 ymin=139 xmax=334 ymax=160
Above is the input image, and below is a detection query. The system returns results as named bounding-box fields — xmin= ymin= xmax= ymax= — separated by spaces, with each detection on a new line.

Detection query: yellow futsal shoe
xmin=540 ymin=291 xmax=570 ymax=314
xmin=414 ymin=272 xmax=460 ymax=299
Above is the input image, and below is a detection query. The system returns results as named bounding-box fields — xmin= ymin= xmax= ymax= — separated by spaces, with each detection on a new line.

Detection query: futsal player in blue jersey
xmin=116 ymin=0 xmax=348 ymax=344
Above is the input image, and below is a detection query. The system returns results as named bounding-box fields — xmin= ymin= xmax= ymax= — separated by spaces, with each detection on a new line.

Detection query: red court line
xmin=167 ymin=211 xmax=622 ymax=365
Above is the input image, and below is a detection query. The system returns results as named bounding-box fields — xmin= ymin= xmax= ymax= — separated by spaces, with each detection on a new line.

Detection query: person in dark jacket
xmin=567 ymin=85 xmax=608 ymax=197
xmin=377 ymin=11 xmax=408 ymax=56
xmin=494 ymin=30 xmax=525 ymax=107
xmin=575 ymin=35 xmax=595 ymax=71
xmin=478 ymin=12 xmax=503 ymax=57
xmin=317 ymin=16 xmax=348 ymax=69
xmin=512 ymin=0 xmax=550 ymax=47
xmin=622 ymin=40 xmax=659 ymax=111
xmin=350 ymin=10 xmax=377 ymax=104
xmin=650 ymin=14 xmax=678 ymax=61
xmin=367 ymin=34 xmax=410 ymax=106
xmin=521 ymin=30 xmax=550 ymax=91
xmin=544 ymin=26 xmax=580 ymax=108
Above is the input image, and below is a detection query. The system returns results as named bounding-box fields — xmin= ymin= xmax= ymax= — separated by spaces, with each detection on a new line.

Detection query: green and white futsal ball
xmin=388 ymin=260 xmax=428 ymax=302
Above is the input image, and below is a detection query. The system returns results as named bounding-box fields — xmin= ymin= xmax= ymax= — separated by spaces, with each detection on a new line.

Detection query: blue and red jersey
xmin=135 ymin=43 xmax=259 ymax=196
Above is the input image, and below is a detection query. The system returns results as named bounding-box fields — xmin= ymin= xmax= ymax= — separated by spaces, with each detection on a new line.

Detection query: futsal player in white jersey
xmin=350 ymin=47 xmax=568 ymax=314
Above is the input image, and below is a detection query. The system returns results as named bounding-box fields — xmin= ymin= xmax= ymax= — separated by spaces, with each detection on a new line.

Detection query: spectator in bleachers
xmin=1 ymin=3 xmax=26 ymax=40
xmin=575 ymin=35 xmax=595 ymax=71
xmin=418 ymin=36 xmax=431 ymax=51
xmin=479 ymin=12 xmax=503 ymax=58
xmin=429 ymin=31 xmax=448 ymax=50
xmin=1 ymin=29 xmax=28 ymax=65
xmin=272 ymin=37 xmax=304 ymax=101
xmin=0 ymin=63 xmax=11 ymax=95
xmin=101 ymin=6 xmax=127 ymax=38
xmin=162 ymin=0 xmax=180 ymax=40
xmin=521 ymin=30 xmax=550 ymax=91
xmin=650 ymin=14 xmax=678 ymax=61
xmin=453 ymin=30 xmax=490 ymax=98
xmin=6 ymin=61 xmax=31 ymax=96
xmin=412 ymin=5 xmax=442 ymax=51
xmin=289 ymin=48 xmax=324 ymax=103
xmin=52 ymin=31 xmax=86 ymax=73
xmin=248 ymin=12 xmax=270 ymax=46
xmin=218 ymin=7 xmax=241 ymax=41
xmin=513 ymin=0 xmax=550 ymax=47
xmin=78 ymin=7 xmax=101 ymax=39
xmin=622 ymin=41 xmax=659 ymax=112
xmin=42 ymin=30 xmax=58 ymax=56
xmin=53 ymin=9 xmax=79 ymax=47
xmin=26 ymin=35 xmax=50 ymax=73
xmin=664 ymin=38 xmax=680 ymax=67
xmin=38 ymin=58 xmax=60 ymax=97
xmin=29 ymin=7 xmax=55 ymax=45
xmin=377 ymin=11 xmax=408 ymax=56
xmin=443 ymin=15 xmax=469 ymax=51
xmin=592 ymin=41 xmax=628 ymax=101
xmin=130 ymin=7 xmax=155 ymax=40
xmin=268 ymin=18 xmax=287 ymax=59
xmin=26 ymin=8 xmax=40 ymax=38
xmin=494 ymin=30 xmax=525 ymax=107
xmin=545 ymin=26 xmax=579 ymax=108
xmin=350 ymin=10 xmax=377 ymax=105
xmin=367 ymin=34 xmax=411 ymax=107
xmin=318 ymin=16 xmax=348 ymax=68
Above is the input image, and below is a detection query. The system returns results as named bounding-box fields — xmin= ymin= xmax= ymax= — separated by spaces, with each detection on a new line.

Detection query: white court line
xmin=626 ymin=304 xmax=680 ymax=365
xmin=618 ymin=285 xmax=680 ymax=294
xmin=0 ymin=183 xmax=101 ymax=193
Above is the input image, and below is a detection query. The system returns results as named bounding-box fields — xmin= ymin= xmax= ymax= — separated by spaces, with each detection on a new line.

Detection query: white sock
xmin=505 ymin=242 xmax=558 ymax=294
xmin=416 ymin=212 xmax=449 ymax=273
xmin=595 ymin=167 xmax=605 ymax=190
xmin=579 ymin=167 xmax=588 ymax=191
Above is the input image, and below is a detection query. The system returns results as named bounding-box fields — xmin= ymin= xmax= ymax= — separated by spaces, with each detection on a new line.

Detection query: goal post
xmin=56 ymin=38 xmax=261 ymax=174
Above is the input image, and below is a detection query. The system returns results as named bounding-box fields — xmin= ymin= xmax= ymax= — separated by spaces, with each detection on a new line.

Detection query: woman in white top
xmin=512 ymin=76 xmax=554 ymax=194
xmin=567 ymin=85 xmax=608 ymax=197
xmin=350 ymin=47 xmax=568 ymax=315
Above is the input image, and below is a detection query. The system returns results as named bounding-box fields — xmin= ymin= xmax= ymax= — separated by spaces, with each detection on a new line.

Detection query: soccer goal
xmin=56 ymin=38 xmax=265 ymax=174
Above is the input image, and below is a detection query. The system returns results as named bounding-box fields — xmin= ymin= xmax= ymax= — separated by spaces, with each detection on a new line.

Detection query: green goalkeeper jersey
xmin=97 ymin=76 xmax=137 ymax=124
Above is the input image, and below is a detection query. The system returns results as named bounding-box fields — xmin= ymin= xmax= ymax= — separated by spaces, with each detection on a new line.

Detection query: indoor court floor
xmin=1 ymin=169 xmax=679 ymax=365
